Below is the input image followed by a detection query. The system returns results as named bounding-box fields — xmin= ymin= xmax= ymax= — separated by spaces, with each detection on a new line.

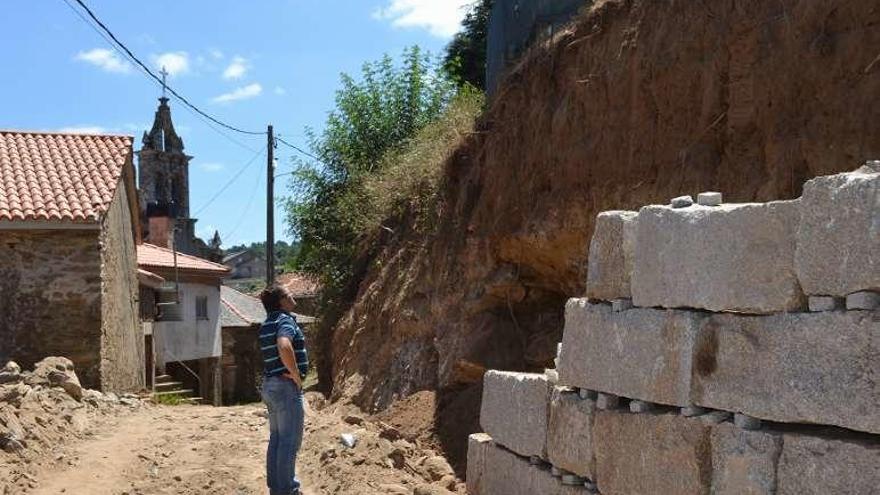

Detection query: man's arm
xmin=277 ymin=336 xmax=303 ymax=389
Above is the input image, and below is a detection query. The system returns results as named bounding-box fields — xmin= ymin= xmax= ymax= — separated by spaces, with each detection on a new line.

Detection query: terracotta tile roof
xmin=0 ymin=130 xmax=133 ymax=223
xmin=277 ymin=272 xmax=320 ymax=297
xmin=137 ymin=243 xmax=231 ymax=275
xmin=137 ymin=268 xmax=165 ymax=289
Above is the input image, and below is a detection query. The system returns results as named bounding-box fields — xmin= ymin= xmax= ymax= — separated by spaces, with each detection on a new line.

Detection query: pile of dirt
xmin=371 ymin=385 xmax=483 ymax=478
xmin=327 ymin=0 xmax=880 ymax=433
xmin=301 ymin=394 xmax=465 ymax=494
xmin=0 ymin=357 xmax=146 ymax=492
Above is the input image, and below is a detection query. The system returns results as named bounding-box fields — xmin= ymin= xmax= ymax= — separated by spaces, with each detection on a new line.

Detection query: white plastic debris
xmin=339 ymin=433 xmax=358 ymax=448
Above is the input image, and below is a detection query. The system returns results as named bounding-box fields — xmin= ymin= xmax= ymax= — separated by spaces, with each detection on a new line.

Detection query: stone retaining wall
xmin=468 ymin=163 xmax=880 ymax=494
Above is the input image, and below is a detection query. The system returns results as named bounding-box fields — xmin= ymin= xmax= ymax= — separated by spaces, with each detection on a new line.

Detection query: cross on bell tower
xmin=159 ymin=65 xmax=169 ymax=98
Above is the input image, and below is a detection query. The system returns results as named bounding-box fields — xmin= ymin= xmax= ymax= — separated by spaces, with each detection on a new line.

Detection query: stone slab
xmin=466 ymin=433 xmax=492 ymax=495
xmin=691 ymin=311 xmax=880 ymax=435
xmin=807 ymin=295 xmax=842 ymax=312
xmin=777 ymin=433 xmax=880 ymax=495
xmin=586 ymin=211 xmax=637 ymax=301
xmin=558 ymin=299 xmax=705 ymax=407
xmin=480 ymin=442 xmax=584 ymax=495
xmin=846 ymin=290 xmax=880 ymax=310
xmin=480 ymin=370 xmax=551 ymax=458
xmin=796 ymin=165 xmax=880 ymax=297
xmin=697 ymin=191 xmax=722 ymax=206
xmin=547 ymin=387 xmax=596 ymax=479
xmin=710 ymin=423 xmax=782 ymax=495
xmin=632 ymin=200 xmax=804 ymax=313
xmin=593 ymin=411 xmax=712 ymax=495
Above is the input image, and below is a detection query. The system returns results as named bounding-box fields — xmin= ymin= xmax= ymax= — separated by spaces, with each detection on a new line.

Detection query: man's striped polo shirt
xmin=259 ymin=311 xmax=308 ymax=379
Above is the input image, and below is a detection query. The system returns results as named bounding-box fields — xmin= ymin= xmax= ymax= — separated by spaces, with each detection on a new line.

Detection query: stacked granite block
xmin=467 ymin=164 xmax=880 ymax=494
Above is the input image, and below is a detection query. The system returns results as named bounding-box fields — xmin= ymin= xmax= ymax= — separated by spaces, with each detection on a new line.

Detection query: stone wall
xmin=468 ymin=163 xmax=880 ymax=494
xmin=221 ymin=326 xmax=261 ymax=405
xmin=0 ymin=230 xmax=103 ymax=388
xmin=99 ymin=178 xmax=145 ymax=392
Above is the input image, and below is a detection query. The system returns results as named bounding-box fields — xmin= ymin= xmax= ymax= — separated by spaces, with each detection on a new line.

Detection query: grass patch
xmin=153 ymin=392 xmax=187 ymax=406
xmin=352 ymin=88 xmax=484 ymax=237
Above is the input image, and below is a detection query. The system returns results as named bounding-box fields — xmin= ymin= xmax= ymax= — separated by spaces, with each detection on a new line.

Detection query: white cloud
xmin=153 ymin=51 xmax=190 ymax=76
xmin=222 ymin=56 xmax=249 ymax=80
xmin=75 ymin=48 xmax=131 ymax=74
xmin=209 ymin=49 xmax=224 ymax=60
xmin=199 ymin=162 xmax=225 ymax=172
xmin=273 ymin=86 xmax=286 ymax=95
xmin=373 ymin=0 xmax=471 ymax=38
xmin=56 ymin=125 xmax=109 ymax=135
xmin=212 ymin=83 xmax=263 ymax=103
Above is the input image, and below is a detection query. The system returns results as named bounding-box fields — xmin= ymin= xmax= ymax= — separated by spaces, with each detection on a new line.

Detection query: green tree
xmin=285 ymin=46 xmax=457 ymax=308
xmin=444 ymin=0 xmax=493 ymax=90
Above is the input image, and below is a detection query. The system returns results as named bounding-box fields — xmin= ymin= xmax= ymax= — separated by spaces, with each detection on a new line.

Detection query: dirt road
xmin=5 ymin=393 xmax=463 ymax=495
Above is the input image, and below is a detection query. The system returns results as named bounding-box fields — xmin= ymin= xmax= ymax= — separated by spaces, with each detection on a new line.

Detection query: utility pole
xmin=266 ymin=124 xmax=275 ymax=286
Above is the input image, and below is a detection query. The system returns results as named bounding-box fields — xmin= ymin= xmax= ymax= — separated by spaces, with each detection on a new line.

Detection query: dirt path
xmin=28 ymin=405 xmax=274 ymax=495
xmin=11 ymin=393 xmax=464 ymax=495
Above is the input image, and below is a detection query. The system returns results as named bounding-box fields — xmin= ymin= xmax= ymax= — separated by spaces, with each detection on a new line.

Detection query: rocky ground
xmin=0 ymin=359 xmax=465 ymax=495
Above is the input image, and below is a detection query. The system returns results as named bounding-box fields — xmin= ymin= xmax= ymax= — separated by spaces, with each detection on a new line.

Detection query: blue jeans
xmin=261 ymin=375 xmax=304 ymax=495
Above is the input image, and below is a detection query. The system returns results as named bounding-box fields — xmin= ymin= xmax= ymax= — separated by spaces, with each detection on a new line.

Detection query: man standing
xmin=259 ymin=285 xmax=309 ymax=495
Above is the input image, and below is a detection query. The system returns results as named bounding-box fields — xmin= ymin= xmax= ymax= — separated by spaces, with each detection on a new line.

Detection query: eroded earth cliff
xmin=327 ymin=0 xmax=880 ymax=463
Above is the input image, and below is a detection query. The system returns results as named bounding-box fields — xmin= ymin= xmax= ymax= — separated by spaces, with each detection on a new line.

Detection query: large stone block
xmin=479 ymin=441 xmax=583 ymax=495
xmin=466 ymin=433 xmax=492 ymax=495
xmin=558 ymin=299 xmax=704 ymax=407
xmin=711 ymin=423 xmax=782 ymax=495
xmin=593 ymin=411 xmax=712 ymax=495
xmin=632 ymin=200 xmax=804 ymax=313
xmin=480 ymin=370 xmax=551 ymax=458
xmin=777 ymin=433 xmax=880 ymax=495
xmin=547 ymin=387 xmax=596 ymax=479
xmin=796 ymin=165 xmax=880 ymax=297
xmin=586 ymin=210 xmax=637 ymax=301
xmin=691 ymin=311 xmax=880 ymax=435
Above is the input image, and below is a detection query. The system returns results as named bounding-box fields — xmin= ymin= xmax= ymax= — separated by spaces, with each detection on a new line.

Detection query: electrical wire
xmin=193 ymin=147 xmax=266 ymax=217
xmin=223 ymin=159 xmax=265 ymax=242
xmin=275 ymin=135 xmax=323 ymax=163
xmin=68 ymin=0 xmax=265 ymax=136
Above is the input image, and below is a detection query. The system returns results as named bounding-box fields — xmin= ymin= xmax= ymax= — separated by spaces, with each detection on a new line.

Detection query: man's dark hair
xmin=259 ymin=284 xmax=289 ymax=313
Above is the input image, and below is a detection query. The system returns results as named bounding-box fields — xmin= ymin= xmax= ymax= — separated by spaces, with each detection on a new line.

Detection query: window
xmin=196 ymin=296 xmax=209 ymax=320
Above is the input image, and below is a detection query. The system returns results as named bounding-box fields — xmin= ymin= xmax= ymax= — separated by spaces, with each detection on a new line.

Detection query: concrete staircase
xmin=153 ymin=374 xmax=204 ymax=405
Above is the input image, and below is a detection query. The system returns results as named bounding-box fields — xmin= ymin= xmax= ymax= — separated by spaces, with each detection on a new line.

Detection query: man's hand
xmin=277 ymin=336 xmax=302 ymax=389
xmin=282 ymin=372 xmax=303 ymax=389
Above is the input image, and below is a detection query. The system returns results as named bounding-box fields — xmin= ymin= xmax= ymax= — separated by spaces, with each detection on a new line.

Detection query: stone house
xmin=137 ymin=243 xmax=230 ymax=405
xmin=0 ymin=130 xmax=144 ymax=392
xmin=223 ymin=249 xmax=266 ymax=280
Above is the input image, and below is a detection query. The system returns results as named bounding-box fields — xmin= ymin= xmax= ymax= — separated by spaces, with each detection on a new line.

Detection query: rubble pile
xmin=0 ymin=356 xmax=146 ymax=491
xmin=299 ymin=395 xmax=465 ymax=494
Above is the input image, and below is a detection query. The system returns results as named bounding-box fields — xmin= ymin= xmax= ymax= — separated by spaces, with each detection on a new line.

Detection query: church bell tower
xmin=137 ymin=92 xmax=198 ymax=255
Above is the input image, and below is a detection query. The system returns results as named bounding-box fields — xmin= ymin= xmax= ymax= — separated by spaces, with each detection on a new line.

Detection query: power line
xmin=224 ymin=156 xmax=265 ymax=242
xmin=61 ymin=0 xmax=260 ymax=153
xmin=276 ymin=135 xmax=323 ymax=163
xmin=68 ymin=0 xmax=265 ymax=137
xmin=193 ymin=147 xmax=265 ymax=217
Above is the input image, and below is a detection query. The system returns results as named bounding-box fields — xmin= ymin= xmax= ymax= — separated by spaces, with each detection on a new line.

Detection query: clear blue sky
xmin=1 ymin=0 xmax=471 ymax=247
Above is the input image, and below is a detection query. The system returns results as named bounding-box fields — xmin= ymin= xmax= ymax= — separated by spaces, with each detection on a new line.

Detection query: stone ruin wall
xmin=467 ymin=162 xmax=880 ymax=494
